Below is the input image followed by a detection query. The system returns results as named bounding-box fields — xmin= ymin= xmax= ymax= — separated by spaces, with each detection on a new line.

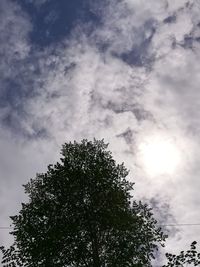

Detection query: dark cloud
xmin=163 ymin=14 xmax=177 ymax=24
xmin=116 ymin=128 xmax=134 ymax=144
xmin=101 ymin=101 xmax=153 ymax=122
xmin=116 ymin=19 xmax=156 ymax=67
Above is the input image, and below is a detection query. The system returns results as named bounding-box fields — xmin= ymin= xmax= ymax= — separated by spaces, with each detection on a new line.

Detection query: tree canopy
xmin=1 ymin=139 xmax=167 ymax=267
xmin=163 ymin=241 xmax=200 ymax=267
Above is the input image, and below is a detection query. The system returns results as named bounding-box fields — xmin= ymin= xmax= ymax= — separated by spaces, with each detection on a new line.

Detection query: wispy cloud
xmin=1 ymin=0 xmax=200 ymax=263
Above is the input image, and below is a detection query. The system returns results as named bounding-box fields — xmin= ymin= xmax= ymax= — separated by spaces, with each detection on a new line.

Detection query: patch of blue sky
xmin=14 ymin=0 xmax=102 ymax=47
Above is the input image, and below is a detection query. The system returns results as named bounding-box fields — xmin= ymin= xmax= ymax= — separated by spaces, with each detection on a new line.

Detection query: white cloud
xmin=0 ymin=0 xmax=31 ymax=77
xmin=1 ymin=0 xmax=200 ymax=264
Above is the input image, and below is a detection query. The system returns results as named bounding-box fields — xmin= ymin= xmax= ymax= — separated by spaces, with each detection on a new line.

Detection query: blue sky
xmin=17 ymin=0 xmax=101 ymax=46
xmin=1 ymin=0 xmax=200 ymax=265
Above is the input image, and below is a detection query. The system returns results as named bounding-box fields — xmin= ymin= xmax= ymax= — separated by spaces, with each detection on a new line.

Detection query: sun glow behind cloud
xmin=1 ymin=0 xmax=200 ymax=262
xmin=138 ymin=134 xmax=181 ymax=177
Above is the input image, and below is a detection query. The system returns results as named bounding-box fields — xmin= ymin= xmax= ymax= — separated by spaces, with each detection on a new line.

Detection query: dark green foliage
xmin=1 ymin=139 xmax=166 ymax=267
xmin=163 ymin=241 xmax=200 ymax=267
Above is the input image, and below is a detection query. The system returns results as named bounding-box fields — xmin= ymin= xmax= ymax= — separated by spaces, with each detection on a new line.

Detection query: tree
xmin=1 ymin=139 xmax=167 ymax=267
xmin=163 ymin=241 xmax=200 ymax=267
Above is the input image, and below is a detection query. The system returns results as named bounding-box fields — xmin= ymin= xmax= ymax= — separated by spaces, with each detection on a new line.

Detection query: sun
xmin=138 ymin=135 xmax=181 ymax=176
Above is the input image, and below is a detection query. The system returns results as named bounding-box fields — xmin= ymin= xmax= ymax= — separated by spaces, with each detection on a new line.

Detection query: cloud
xmin=0 ymin=0 xmax=35 ymax=136
xmin=1 ymin=0 xmax=200 ymax=264
xmin=0 ymin=0 xmax=31 ymax=85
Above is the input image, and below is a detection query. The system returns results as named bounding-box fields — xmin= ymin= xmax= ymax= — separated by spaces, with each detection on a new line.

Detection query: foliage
xmin=1 ymin=139 xmax=167 ymax=267
xmin=163 ymin=241 xmax=200 ymax=267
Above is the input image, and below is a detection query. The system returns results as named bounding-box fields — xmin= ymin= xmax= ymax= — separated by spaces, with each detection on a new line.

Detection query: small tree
xmin=1 ymin=139 xmax=166 ymax=267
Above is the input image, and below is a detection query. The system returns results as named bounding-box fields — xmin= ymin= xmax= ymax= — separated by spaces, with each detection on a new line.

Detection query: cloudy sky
xmin=1 ymin=0 xmax=200 ymax=265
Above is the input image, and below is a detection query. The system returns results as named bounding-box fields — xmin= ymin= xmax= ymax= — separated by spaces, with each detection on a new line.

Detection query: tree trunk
xmin=91 ymin=231 xmax=101 ymax=267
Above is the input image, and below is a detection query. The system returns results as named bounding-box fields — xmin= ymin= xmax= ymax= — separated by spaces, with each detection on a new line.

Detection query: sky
xmin=1 ymin=0 xmax=200 ymax=265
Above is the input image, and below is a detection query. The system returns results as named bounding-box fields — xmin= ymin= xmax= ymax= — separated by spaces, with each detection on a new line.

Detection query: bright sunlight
xmin=138 ymin=134 xmax=181 ymax=176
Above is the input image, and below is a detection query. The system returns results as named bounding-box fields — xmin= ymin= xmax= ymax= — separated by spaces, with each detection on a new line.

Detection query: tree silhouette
xmin=163 ymin=241 xmax=200 ymax=267
xmin=1 ymin=139 xmax=167 ymax=266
